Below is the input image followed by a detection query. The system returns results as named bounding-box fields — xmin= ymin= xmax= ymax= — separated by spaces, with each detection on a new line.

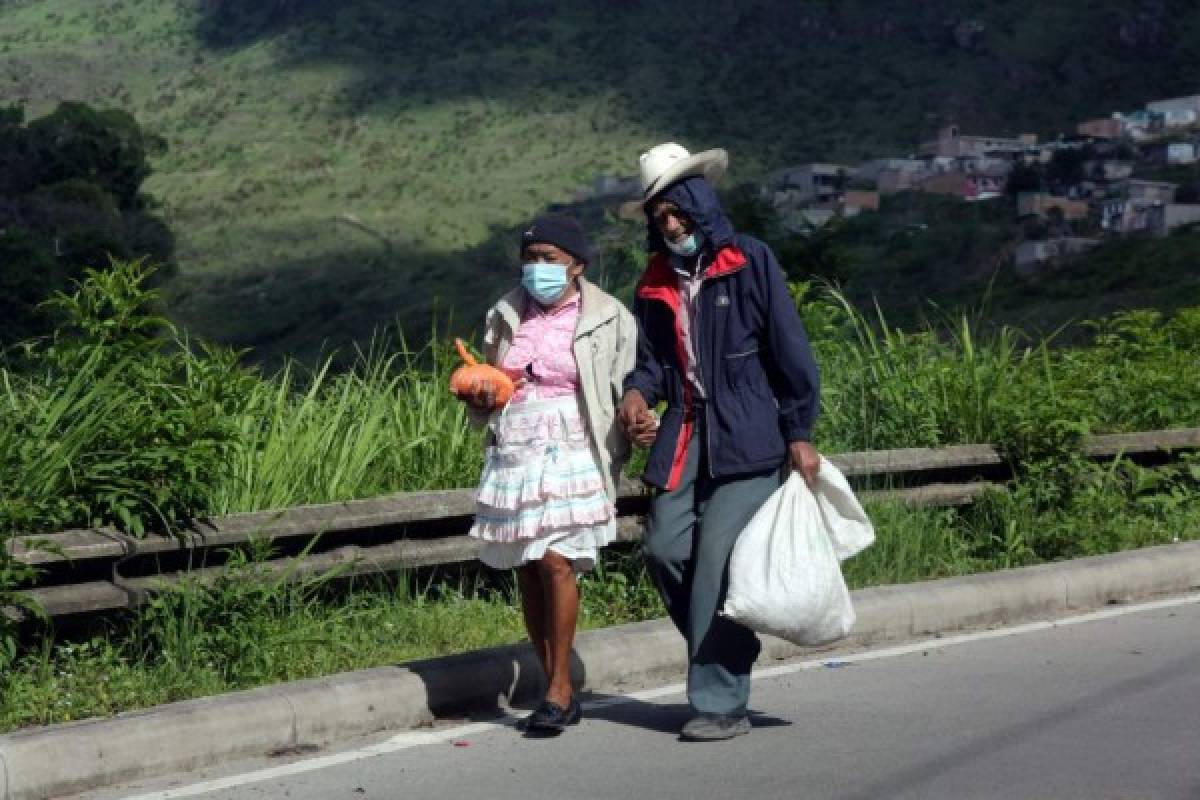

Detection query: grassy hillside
xmin=3 ymin=0 xmax=1200 ymax=361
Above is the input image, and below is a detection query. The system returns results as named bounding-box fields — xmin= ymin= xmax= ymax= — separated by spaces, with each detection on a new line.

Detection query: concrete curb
xmin=3 ymin=541 xmax=1199 ymax=800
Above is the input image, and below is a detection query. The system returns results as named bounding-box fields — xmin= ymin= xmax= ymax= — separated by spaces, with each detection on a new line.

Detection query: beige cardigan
xmin=468 ymin=278 xmax=637 ymax=501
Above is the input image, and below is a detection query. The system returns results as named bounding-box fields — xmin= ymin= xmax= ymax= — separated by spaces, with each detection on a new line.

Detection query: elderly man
xmin=618 ymin=143 xmax=821 ymax=741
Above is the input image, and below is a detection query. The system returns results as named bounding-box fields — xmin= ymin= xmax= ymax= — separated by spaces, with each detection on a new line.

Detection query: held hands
xmin=618 ymin=390 xmax=659 ymax=448
xmin=789 ymin=440 xmax=821 ymax=487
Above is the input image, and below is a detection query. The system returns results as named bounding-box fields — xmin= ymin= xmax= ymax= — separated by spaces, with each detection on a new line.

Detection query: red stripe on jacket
xmin=634 ymin=245 xmax=748 ymax=489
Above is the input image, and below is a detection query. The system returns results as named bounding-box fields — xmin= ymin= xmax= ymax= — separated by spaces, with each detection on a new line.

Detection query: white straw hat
xmin=618 ymin=142 xmax=728 ymax=218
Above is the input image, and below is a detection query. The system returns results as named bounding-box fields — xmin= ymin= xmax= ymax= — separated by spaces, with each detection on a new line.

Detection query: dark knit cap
xmin=520 ymin=214 xmax=592 ymax=265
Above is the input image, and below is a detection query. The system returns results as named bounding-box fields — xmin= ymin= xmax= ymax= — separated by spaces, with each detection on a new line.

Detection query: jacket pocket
xmin=723 ymin=348 xmax=766 ymax=392
xmin=709 ymin=387 xmax=786 ymax=470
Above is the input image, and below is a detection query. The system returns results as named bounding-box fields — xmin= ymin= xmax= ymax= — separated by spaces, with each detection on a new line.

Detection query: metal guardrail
xmin=7 ymin=428 xmax=1199 ymax=620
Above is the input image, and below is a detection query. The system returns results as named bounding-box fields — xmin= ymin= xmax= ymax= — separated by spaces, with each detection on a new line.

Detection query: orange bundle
xmin=449 ymin=338 xmax=514 ymax=409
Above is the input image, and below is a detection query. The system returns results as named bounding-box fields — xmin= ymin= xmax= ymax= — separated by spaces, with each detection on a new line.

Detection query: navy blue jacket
xmin=623 ymin=179 xmax=820 ymax=490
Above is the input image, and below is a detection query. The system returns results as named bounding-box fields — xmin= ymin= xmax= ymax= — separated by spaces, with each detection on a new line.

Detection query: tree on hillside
xmin=1006 ymin=163 xmax=1044 ymax=197
xmin=0 ymin=103 xmax=174 ymax=345
xmin=1045 ymin=147 xmax=1092 ymax=194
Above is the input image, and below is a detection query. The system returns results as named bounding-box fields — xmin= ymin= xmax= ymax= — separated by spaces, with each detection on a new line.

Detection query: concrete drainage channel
xmin=2 ymin=540 xmax=1199 ymax=800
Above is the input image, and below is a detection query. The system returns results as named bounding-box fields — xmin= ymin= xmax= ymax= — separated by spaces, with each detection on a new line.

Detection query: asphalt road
xmin=83 ymin=596 xmax=1200 ymax=800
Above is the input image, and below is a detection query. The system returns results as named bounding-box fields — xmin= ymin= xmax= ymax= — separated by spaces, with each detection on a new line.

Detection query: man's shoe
xmin=524 ymin=697 xmax=582 ymax=733
xmin=680 ymin=712 xmax=751 ymax=741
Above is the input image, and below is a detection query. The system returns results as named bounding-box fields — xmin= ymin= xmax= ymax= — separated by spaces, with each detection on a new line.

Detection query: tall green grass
xmin=804 ymin=287 xmax=1200 ymax=464
xmin=1 ymin=262 xmax=1198 ymax=728
xmin=212 ymin=341 xmax=482 ymax=513
xmin=6 ymin=266 xmax=1197 ymax=542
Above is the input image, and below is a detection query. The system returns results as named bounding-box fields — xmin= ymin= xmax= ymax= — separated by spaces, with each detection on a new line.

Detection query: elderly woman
xmin=455 ymin=214 xmax=641 ymax=734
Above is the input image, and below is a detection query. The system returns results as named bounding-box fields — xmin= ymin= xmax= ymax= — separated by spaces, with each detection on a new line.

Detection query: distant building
xmin=1082 ymin=160 xmax=1135 ymax=182
xmin=1146 ymin=95 xmax=1200 ymax=117
xmin=775 ymin=206 xmax=837 ymax=234
xmin=857 ymin=158 xmax=930 ymax=192
xmin=1126 ymin=179 xmax=1178 ymax=205
xmin=767 ymin=163 xmax=856 ymax=204
xmin=918 ymin=169 xmax=1007 ymax=201
xmin=919 ymin=125 xmax=1037 ymax=159
xmin=856 ymin=158 xmax=925 ymax=183
xmin=1014 ymin=237 xmax=1099 ymax=275
xmin=1077 ymin=117 xmax=1125 ymax=140
xmin=875 ymin=167 xmax=927 ymax=193
xmin=955 ymin=155 xmax=1014 ymax=175
xmin=1116 ymin=110 xmax=1167 ymax=141
xmin=1100 ymin=180 xmax=1178 ymax=233
xmin=1163 ymin=110 xmax=1199 ymax=130
xmin=1142 ymin=97 xmax=1200 ymax=132
xmin=770 ymin=186 xmax=880 ymax=233
xmin=1144 ymin=141 xmax=1198 ymax=165
xmin=1017 ymin=193 xmax=1090 ymax=221
xmin=843 ymin=190 xmax=881 ymax=215
xmin=1159 ymin=204 xmax=1200 ymax=235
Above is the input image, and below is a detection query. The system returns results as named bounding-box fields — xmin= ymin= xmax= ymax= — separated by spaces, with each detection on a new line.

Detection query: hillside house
xmin=1083 ymin=160 xmax=1135 ymax=182
xmin=918 ymin=169 xmax=1007 ymax=201
xmin=1158 ymin=204 xmax=1200 ymax=235
xmin=1077 ymin=117 xmax=1124 ymax=140
xmin=1126 ymin=179 xmax=1179 ymax=205
xmin=857 ymin=158 xmax=929 ymax=193
xmin=772 ymin=206 xmax=837 ymax=234
xmin=874 ymin=167 xmax=926 ymax=193
xmin=1014 ymin=237 xmax=1099 ymax=275
xmin=767 ymin=163 xmax=856 ymax=204
xmin=1144 ymin=141 xmax=1198 ymax=165
xmin=1100 ymin=180 xmax=1178 ymax=233
xmin=843 ymin=190 xmax=881 ymax=215
xmin=771 ymin=187 xmax=880 ymax=233
xmin=1117 ymin=110 xmax=1167 ymax=141
xmin=919 ymin=125 xmax=1037 ymax=159
xmin=857 ymin=158 xmax=923 ymax=182
xmin=1147 ymin=95 xmax=1200 ymax=117
xmin=1017 ymin=193 xmax=1089 ymax=221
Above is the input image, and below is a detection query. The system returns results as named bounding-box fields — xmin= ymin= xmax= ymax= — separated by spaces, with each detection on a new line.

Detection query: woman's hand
xmin=619 ymin=390 xmax=659 ymax=447
xmin=453 ymin=378 xmax=496 ymax=411
xmin=455 ymin=377 xmax=525 ymax=411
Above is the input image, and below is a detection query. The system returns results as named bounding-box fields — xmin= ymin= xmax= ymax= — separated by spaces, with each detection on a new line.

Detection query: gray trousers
xmin=643 ymin=426 xmax=784 ymax=714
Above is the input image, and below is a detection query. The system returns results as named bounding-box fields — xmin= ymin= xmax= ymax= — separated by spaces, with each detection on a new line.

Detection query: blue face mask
xmin=521 ymin=262 xmax=570 ymax=306
xmin=665 ymin=232 xmax=700 ymax=258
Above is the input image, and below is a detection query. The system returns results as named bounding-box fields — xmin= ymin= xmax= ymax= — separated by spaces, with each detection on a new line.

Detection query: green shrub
xmin=0 ymin=260 xmax=253 ymax=537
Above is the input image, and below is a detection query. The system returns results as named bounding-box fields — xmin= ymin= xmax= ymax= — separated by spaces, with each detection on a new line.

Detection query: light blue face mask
xmin=665 ymin=233 xmax=700 ymax=258
xmin=521 ymin=262 xmax=570 ymax=306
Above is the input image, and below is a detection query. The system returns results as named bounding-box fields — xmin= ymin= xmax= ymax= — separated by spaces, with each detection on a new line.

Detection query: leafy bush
xmin=0 ymin=261 xmax=252 ymax=537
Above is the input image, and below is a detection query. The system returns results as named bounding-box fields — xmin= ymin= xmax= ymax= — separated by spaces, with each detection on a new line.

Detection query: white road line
xmin=117 ymin=592 xmax=1200 ymax=799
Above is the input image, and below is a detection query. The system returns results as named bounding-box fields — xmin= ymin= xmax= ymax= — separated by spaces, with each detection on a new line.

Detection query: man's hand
xmin=619 ymin=390 xmax=658 ymax=447
xmin=788 ymin=440 xmax=821 ymax=487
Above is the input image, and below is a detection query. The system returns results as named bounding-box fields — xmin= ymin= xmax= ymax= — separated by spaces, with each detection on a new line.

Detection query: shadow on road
xmin=581 ymin=692 xmax=792 ymax=735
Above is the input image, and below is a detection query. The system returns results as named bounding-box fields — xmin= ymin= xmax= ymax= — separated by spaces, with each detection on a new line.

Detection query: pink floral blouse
xmin=499 ymin=295 xmax=581 ymax=403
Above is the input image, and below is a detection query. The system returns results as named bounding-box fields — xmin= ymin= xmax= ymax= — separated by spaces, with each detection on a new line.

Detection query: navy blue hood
xmin=644 ymin=176 xmax=736 ymax=254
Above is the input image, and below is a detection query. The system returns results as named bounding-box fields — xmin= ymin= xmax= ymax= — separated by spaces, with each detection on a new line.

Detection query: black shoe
xmin=679 ymin=712 xmax=751 ymax=741
xmin=524 ymin=697 xmax=582 ymax=733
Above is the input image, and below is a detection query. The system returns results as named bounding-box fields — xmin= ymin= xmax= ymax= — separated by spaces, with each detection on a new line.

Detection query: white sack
xmin=721 ymin=458 xmax=875 ymax=646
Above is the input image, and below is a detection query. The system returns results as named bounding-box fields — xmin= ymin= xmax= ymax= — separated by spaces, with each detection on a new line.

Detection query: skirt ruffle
xmin=477 ymin=520 xmax=617 ymax=573
xmin=469 ymin=396 xmax=616 ymax=563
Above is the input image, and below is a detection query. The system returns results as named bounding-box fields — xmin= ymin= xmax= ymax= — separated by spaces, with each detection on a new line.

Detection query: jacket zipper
xmin=693 ymin=260 xmax=717 ymax=479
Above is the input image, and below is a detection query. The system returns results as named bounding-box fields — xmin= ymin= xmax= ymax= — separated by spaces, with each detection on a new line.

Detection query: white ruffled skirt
xmin=469 ymin=395 xmax=616 ymax=572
